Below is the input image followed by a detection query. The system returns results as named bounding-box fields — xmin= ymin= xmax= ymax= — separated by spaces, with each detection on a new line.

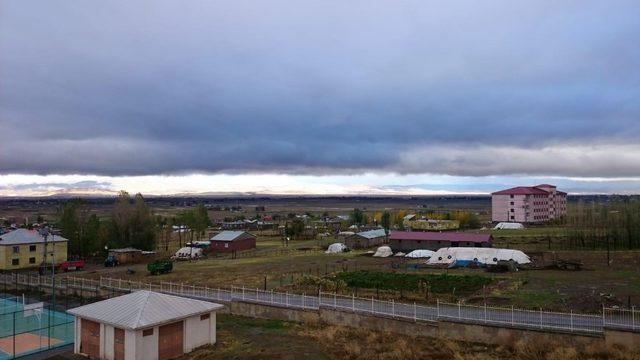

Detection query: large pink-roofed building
xmin=491 ymin=184 xmax=567 ymax=223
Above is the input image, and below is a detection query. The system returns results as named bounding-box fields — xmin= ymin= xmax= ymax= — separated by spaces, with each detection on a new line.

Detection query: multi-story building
xmin=0 ymin=228 xmax=68 ymax=270
xmin=491 ymin=184 xmax=567 ymax=223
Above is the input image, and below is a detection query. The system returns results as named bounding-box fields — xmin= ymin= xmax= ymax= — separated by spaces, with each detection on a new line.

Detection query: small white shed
xmin=67 ymin=290 xmax=224 ymax=360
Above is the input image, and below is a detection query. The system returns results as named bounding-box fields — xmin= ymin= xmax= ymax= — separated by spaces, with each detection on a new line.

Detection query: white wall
xmin=135 ymin=326 xmax=157 ymax=360
xmin=103 ymin=324 xmax=114 ymax=360
xmin=184 ymin=311 xmax=216 ymax=352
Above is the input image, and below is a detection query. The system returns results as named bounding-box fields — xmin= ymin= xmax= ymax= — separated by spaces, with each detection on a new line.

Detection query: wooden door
xmin=80 ymin=319 xmax=100 ymax=358
xmin=158 ymin=321 xmax=184 ymax=360
xmin=114 ymin=327 xmax=125 ymax=360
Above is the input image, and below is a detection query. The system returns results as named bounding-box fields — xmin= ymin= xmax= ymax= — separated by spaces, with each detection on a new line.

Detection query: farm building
xmin=0 ymin=228 xmax=68 ymax=270
xmin=108 ymin=248 xmax=144 ymax=264
xmin=389 ymin=231 xmax=492 ymax=252
xmin=344 ymin=229 xmax=387 ymax=249
xmin=209 ymin=231 xmax=256 ymax=253
xmin=68 ymin=290 xmax=224 ymax=360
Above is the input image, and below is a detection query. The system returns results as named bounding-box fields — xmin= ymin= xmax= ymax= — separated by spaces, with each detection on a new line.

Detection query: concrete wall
xmin=229 ymin=301 xmax=320 ymax=324
xmin=135 ymin=326 xmax=156 ymax=360
xmin=184 ymin=312 xmax=216 ymax=352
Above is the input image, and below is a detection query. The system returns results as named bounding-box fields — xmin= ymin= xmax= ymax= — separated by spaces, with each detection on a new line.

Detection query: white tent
xmin=394 ymin=252 xmax=406 ymax=257
xmin=426 ymin=247 xmax=530 ymax=266
xmin=405 ymin=250 xmax=436 ymax=259
xmin=325 ymin=243 xmax=347 ymax=254
xmin=173 ymin=247 xmax=203 ymax=260
xmin=493 ymin=222 xmax=524 ymax=230
xmin=373 ymin=246 xmax=393 ymax=258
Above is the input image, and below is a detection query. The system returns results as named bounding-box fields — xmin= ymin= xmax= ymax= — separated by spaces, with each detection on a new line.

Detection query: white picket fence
xmin=0 ymin=273 xmax=635 ymax=335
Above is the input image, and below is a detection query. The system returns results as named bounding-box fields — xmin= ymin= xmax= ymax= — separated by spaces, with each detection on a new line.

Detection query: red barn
xmin=209 ymin=231 xmax=256 ymax=253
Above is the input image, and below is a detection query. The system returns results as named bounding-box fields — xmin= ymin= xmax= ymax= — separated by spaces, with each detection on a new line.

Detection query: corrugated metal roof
xmin=210 ymin=230 xmax=248 ymax=242
xmin=67 ymin=290 xmax=224 ymax=330
xmin=356 ymin=229 xmax=387 ymax=239
xmin=0 ymin=229 xmax=68 ymax=246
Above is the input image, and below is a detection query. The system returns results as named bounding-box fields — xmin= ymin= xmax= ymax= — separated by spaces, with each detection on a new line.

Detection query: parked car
xmin=104 ymin=255 xmax=119 ymax=267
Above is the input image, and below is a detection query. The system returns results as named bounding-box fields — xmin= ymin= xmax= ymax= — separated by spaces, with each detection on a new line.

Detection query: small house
xmin=209 ymin=231 xmax=256 ymax=253
xmin=68 ymin=290 xmax=224 ymax=360
xmin=344 ymin=229 xmax=387 ymax=249
xmin=108 ymin=248 xmax=143 ymax=264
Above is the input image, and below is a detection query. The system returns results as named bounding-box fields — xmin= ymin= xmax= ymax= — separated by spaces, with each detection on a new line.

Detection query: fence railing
xmin=0 ymin=273 xmax=634 ymax=335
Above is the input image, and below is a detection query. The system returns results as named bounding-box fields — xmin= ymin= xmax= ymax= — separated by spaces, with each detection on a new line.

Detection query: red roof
xmin=389 ymin=231 xmax=492 ymax=243
xmin=491 ymin=186 xmax=550 ymax=196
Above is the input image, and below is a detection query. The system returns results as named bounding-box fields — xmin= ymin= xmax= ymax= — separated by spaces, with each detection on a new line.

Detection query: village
xmin=0 ymin=186 xmax=639 ymax=359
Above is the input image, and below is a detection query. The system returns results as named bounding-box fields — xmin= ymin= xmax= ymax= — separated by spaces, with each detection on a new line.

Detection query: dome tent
xmin=405 ymin=249 xmax=436 ymax=259
xmin=373 ymin=246 xmax=393 ymax=258
xmin=325 ymin=243 xmax=347 ymax=254
xmin=494 ymin=222 xmax=524 ymax=230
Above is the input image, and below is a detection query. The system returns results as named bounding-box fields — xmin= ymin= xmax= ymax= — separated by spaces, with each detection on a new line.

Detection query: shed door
xmin=158 ymin=321 xmax=184 ymax=360
xmin=80 ymin=319 xmax=100 ymax=359
xmin=114 ymin=328 xmax=125 ymax=360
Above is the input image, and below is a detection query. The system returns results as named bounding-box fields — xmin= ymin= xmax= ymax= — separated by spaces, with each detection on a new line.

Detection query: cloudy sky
xmin=1 ymin=1 xmax=639 ymax=196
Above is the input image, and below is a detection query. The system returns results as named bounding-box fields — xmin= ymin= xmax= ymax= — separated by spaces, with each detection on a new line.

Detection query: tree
xmin=350 ymin=208 xmax=364 ymax=225
xmin=381 ymin=211 xmax=391 ymax=234
xmin=286 ymin=218 xmax=306 ymax=240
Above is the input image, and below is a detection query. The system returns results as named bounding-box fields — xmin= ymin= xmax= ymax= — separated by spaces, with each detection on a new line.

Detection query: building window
xmin=510 ymin=195 xmax=514 ymax=198
xmin=510 ymin=209 xmax=514 ymax=212
xmin=11 ymin=259 xmax=19 ymax=266
xmin=29 ymin=257 xmax=36 ymax=264
xmin=224 ymin=243 xmax=229 ymax=248
xmin=200 ymin=313 xmax=210 ymax=321
xmin=29 ymin=245 xmax=37 ymax=252
xmin=143 ymin=328 xmax=154 ymax=337
xmin=12 ymin=246 xmax=19 ymax=254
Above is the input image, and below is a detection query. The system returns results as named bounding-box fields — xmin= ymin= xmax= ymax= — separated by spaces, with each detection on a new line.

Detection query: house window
xmin=200 ymin=313 xmax=210 ymax=321
xmin=143 ymin=328 xmax=154 ymax=336
xmin=29 ymin=257 xmax=36 ymax=264
xmin=510 ymin=195 xmax=514 ymax=198
xmin=224 ymin=243 xmax=229 ymax=248
xmin=11 ymin=259 xmax=19 ymax=266
xmin=12 ymin=246 xmax=19 ymax=254
xmin=29 ymin=245 xmax=36 ymax=252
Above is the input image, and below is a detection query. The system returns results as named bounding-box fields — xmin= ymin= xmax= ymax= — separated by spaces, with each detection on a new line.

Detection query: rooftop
xmin=389 ymin=231 xmax=492 ymax=243
xmin=356 ymin=228 xmax=387 ymax=239
xmin=491 ymin=186 xmax=552 ymax=196
xmin=67 ymin=290 xmax=224 ymax=330
xmin=0 ymin=228 xmax=68 ymax=246
xmin=210 ymin=230 xmax=250 ymax=241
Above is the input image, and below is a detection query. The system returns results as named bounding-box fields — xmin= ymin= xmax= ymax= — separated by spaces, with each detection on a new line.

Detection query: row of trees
xmin=57 ymin=191 xmax=157 ymax=257
xmin=560 ymin=199 xmax=640 ymax=250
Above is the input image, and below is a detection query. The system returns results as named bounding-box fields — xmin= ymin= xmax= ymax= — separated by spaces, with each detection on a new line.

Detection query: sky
xmin=1 ymin=1 xmax=639 ymax=196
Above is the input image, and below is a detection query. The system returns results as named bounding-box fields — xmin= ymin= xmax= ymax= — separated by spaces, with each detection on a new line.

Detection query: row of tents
xmin=326 ymin=242 xmax=531 ymax=267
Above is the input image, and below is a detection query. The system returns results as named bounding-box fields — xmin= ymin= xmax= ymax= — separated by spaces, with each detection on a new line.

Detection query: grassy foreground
xmin=176 ymin=314 xmax=636 ymax=360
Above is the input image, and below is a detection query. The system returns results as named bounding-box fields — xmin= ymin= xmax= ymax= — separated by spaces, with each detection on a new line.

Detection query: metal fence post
xmin=271 ymin=289 xmax=274 ymax=304
xmin=484 ymin=303 xmax=487 ymax=323
xmin=334 ymin=292 xmax=337 ymax=309
xmin=633 ymin=306 xmax=636 ymax=330
xmin=458 ymin=301 xmax=461 ymax=319
xmin=570 ymin=310 xmax=573 ymax=331
xmin=371 ymin=297 xmax=374 ymax=313
xmin=511 ymin=306 xmax=514 ymax=325
xmin=242 ymin=285 xmax=245 ymax=301
xmin=303 ymin=293 xmax=305 ymax=308
xmin=539 ymin=308 xmax=543 ymax=329
xmin=602 ymin=304 xmax=605 ymax=328
xmin=352 ymin=293 xmax=355 ymax=311
xmin=436 ymin=299 xmax=440 ymax=318
xmin=392 ymin=299 xmax=395 ymax=317
xmin=414 ymin=302 xmax=417 ymax=321
xmin=286 ymin=292 xmax=288 ymax=306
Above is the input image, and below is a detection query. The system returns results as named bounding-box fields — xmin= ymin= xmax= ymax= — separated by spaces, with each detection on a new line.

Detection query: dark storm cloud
xmin=1 ymin=1 xmax=639 ymax=177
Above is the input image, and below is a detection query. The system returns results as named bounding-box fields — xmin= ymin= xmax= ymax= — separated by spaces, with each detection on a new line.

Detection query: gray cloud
xmin=1 ymin=1 xmax=639 ymax=177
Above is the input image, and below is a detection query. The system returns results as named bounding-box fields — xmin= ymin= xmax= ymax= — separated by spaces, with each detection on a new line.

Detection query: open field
xmin=179 ymin=314 xmax=636 ymax=360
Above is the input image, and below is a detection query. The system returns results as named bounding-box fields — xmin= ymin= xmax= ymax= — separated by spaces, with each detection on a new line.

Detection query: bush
xmin=333 ymin=271 xmax=491 ymax=294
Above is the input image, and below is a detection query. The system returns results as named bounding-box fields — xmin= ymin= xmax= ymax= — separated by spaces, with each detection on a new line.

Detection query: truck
xmin=147 ymin=259 xmax=173 ymax=275
xmin=38 ymin=259 xmax=86 ymax=274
